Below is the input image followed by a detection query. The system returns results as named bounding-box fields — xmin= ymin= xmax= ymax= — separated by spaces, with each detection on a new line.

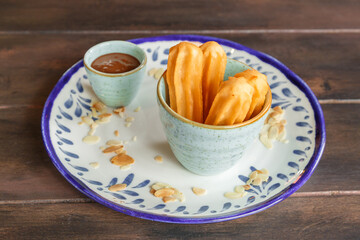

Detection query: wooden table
xmin=1 ymin=0 xmax=359 ymax=239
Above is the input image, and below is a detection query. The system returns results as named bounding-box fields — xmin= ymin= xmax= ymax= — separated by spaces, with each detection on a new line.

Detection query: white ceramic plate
xmin=41 ymin=35 xmax=325 ymax=223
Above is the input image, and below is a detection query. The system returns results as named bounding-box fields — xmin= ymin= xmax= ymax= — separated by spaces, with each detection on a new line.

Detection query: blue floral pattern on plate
xmin=41 ymin=35 xmax=325 ymax=223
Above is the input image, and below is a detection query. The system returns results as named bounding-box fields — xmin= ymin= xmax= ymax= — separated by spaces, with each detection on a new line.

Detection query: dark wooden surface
xmin=0 ymin=0 xmax=359 ymax=239
xmin=1 ymin=0 xmax=360 ymax=31
xmin=1 ymin=196 xmax=360 ymax=239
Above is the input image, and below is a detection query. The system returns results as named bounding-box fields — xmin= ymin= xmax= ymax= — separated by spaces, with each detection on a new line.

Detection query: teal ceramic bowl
xmin=157 ymin=59 xmax=272 ymax=175
xmin=84 ymin=41 xmax=147 ymax=107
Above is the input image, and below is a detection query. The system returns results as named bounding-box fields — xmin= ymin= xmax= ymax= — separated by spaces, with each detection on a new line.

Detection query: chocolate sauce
xmin=91 ymin=53 xmax=140 ymax=74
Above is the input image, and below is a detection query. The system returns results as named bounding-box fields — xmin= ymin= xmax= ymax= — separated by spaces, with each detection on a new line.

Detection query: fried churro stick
xmin=166 ymin=42 xmax=204 ymax=123
xmin=234 ymin=69 xmax=269 ymax=120
xmin=200 ymin=41 xmax=227 ymax=119
xmin=205 ymin=77 xmax=254 ymax=125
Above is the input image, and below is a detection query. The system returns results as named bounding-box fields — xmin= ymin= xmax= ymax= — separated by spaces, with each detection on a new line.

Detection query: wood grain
xmin=1 ymin=196 xmax=359 ymax=239
xmin=0 ymin=106 xmax=84 ymax=200
xmin=0 ymin=0 xmax=359 ymax=31
xmin=299 ymin=104 xmax=360 ymax=192
xmin=0 ymin=33 xmax=359 ymax=106
xmin=0 ymin=104 xmax=358 ymax=200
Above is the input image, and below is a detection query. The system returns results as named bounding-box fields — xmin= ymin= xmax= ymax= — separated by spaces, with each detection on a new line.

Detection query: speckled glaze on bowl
xmin=157 ymin=59 xmax=272 ymax=175
xmin=84 ymin=40 xmax=147 ymax=107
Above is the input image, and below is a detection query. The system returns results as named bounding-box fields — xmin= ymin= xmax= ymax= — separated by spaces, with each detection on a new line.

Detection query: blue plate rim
xmin=41 ymin=34 xmax=326 ymax=224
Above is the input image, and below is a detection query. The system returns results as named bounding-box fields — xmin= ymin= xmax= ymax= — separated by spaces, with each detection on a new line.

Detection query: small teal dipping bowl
xmin=84 ymin=40 xmax=147 ymax=107
xmin=157 ymin=59 xmax=272 ymax=176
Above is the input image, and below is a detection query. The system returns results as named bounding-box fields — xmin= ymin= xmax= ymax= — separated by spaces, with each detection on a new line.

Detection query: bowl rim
xmin=156 ymin=59 xmax=272 ymax=130
xmin=83 ymin=40 xmax=147 ymax=78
